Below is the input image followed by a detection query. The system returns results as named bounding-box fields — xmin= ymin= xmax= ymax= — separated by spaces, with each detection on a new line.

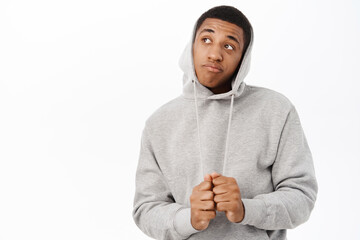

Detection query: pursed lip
xmin=202 ymin=63 xmax=223 ymax=73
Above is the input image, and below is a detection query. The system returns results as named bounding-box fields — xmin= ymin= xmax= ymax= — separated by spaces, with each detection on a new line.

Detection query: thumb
xmin=210 ymin=172 xmax=221 ymax=179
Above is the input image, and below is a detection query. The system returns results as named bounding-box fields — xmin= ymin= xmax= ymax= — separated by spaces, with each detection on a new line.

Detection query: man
xmin=132 ymin=5 xmax=318 ymax=240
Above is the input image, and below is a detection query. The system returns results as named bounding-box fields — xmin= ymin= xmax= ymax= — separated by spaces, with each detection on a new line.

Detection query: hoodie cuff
xmin=174 ymin=207 xmax=201 ymax=238
xmin=237 ymin=198 xmax=267 ymax=226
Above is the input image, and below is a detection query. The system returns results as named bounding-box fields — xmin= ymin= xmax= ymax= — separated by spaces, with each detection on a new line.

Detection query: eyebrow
xmin=199 ymin=28 xmax=240 ymax=45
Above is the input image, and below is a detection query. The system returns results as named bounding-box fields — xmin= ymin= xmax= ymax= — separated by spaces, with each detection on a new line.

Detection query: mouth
xmin=203 ymin=63 xmax=223 ymax=73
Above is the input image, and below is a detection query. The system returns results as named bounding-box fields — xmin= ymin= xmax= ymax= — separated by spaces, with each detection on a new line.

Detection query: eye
xmin=225 ymin=44 xmax=234 ymax=50
xmin=202 ymin=37 xmax=211 ymax=43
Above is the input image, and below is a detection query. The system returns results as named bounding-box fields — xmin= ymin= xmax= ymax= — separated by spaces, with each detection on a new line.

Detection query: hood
xmin=179 ymin=18 xmax=254 ymax=100
xmin=178 ymin=17 xmax=254 ymax=178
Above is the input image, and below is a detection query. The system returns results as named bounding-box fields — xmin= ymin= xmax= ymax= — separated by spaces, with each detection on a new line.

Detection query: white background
xmin=0 ymin=0 xmax=359 ymax=239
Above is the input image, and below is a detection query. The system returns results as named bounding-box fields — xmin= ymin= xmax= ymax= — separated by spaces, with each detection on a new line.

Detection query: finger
xmin=204 ymin=174 xmax=212 ymax=182
xmin=216 ymin=202 xmax=234 ymax=212
xmin=213 ymin=192 xmax=231 ymax=203
xmin=199 ymin=190 xmax=214 ymax=201
xmin=213 ymin=176 xmax=237 ymax=185
xmin=212 ymin=185 xmax=228 ymax=195
xmin=210 ymin=172 xmax=221 ymax=179
xmin=198 ymin=181 xmax=213 ymax=191
xmin=213 ymin=176 xmax=233 ymax=186
xmin=200 ymin=200 xmax=215 ymax=211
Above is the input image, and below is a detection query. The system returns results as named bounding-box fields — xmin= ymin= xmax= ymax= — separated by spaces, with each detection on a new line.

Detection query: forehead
xmin=196 ymin=18 xmax=244 ymax=39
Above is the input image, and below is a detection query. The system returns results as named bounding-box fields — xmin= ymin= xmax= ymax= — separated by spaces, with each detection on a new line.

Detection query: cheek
xmin=193 ymin=49 xmax=203 ymax=63
xmin=192 ymin=49 xmax=200 ymax=66
xmin=193 ymin=42 xmax=208 ymax=59
xmin=193 ymin=55 xmax=201 ymax=72
xmin=193 ymin=52 xmax=206 ymax=71
xmin=226 ymin=56 xmax=241 ymax=73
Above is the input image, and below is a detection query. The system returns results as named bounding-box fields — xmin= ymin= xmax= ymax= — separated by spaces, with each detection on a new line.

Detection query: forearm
xmin=132 ymin=125 xmax=199 ymax=239
xmin=239 ymin=105 xmax=318 ymax=230
xmin=240 ymin=187 xmax=316 ymax=230
xmin=133 ymin=200 xmax=190 ymax=239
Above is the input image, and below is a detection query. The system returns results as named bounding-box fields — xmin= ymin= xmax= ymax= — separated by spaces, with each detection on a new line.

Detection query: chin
xmin=198 ymin=77 xmax=218 ymax=88
xmin=200 ymin=82 xmax=217 ymax=90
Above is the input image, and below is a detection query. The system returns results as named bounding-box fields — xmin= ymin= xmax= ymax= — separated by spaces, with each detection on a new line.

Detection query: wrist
xmin=235 ymin=200 xmax=245 ymax=223
xmin=174 ymin=208 xmax=201 ymax=237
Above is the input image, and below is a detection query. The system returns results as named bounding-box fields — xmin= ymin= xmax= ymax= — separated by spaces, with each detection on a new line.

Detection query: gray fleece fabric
xmin=132 ymin=15 xmax=318 ymax=240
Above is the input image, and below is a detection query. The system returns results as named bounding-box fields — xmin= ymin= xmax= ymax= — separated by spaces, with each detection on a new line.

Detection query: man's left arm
xmin=214 ymin=105 xmax=318 ymax=230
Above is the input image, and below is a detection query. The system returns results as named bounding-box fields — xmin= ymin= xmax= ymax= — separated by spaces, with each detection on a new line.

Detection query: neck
xmin=208 ymin=82 xmax=232 ymax=94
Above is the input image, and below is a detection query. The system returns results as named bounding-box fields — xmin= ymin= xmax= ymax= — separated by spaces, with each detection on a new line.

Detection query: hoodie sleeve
xmin=239 ymin=105 xmax=318 ymax=230
xmin=132 ymin=124 xmax=200 ymax=239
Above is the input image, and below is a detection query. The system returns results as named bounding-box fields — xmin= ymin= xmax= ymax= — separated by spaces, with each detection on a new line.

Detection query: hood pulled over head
xmin=179 ymin=12 xmax=254 ymax=100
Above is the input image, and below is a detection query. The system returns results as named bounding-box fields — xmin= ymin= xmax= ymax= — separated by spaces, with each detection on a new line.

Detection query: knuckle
xmin=198 ymin=193 xmax=205 ymax=199
xmin=205 ymin=191 xmax=213 ymax=199
xmin=201 ymin=201 xmax=209 ymax=209
xmin=204 ymin=182 xmax=211 ymax=190
xmin=207 ymin=201 xmax=215 ymax=209
xmin=209 ymin=191 xmax=214 ymax=198
xmin=199 ymin=192 xmax=206 ymax=199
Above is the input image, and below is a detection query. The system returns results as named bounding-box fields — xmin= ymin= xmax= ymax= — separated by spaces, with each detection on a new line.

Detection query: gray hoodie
xmin=132 ymin=15 xmax=318 ymax=240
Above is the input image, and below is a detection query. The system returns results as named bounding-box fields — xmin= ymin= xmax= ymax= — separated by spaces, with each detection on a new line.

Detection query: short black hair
xmin=193 ymin=5 xmax=252 ymax=55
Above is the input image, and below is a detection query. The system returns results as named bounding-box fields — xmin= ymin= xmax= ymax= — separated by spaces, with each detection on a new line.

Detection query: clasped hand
xmin=190 ymin=172 xmax=245 ymax=230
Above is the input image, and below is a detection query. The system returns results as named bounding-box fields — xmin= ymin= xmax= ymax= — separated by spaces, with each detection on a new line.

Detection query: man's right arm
xmin=132 ymin=125 xmax=201 ymax=240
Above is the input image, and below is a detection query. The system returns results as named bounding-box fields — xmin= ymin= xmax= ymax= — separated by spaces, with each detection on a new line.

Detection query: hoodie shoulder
xmin=244 ymin=84 xmax=294 ymax=111
xmin=144 ymin=95 xmax=184 ymax=130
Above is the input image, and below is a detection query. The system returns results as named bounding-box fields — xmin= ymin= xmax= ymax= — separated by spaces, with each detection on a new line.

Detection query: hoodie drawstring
xmin=192 ymin=79 xmax=235 ymax=178
xmin=222 ymin=93 xmax=234 ymax=176
xmin=193 ymin=79 xmax=204 ymax=179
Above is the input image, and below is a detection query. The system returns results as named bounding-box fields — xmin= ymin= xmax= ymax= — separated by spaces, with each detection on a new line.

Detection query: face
xmin=193 ymin=18 xmax=245 ymax=94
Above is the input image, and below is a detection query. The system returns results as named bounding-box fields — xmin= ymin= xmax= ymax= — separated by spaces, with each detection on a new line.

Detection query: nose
xmin=208 ymin=45 xmax=223 ymax=62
